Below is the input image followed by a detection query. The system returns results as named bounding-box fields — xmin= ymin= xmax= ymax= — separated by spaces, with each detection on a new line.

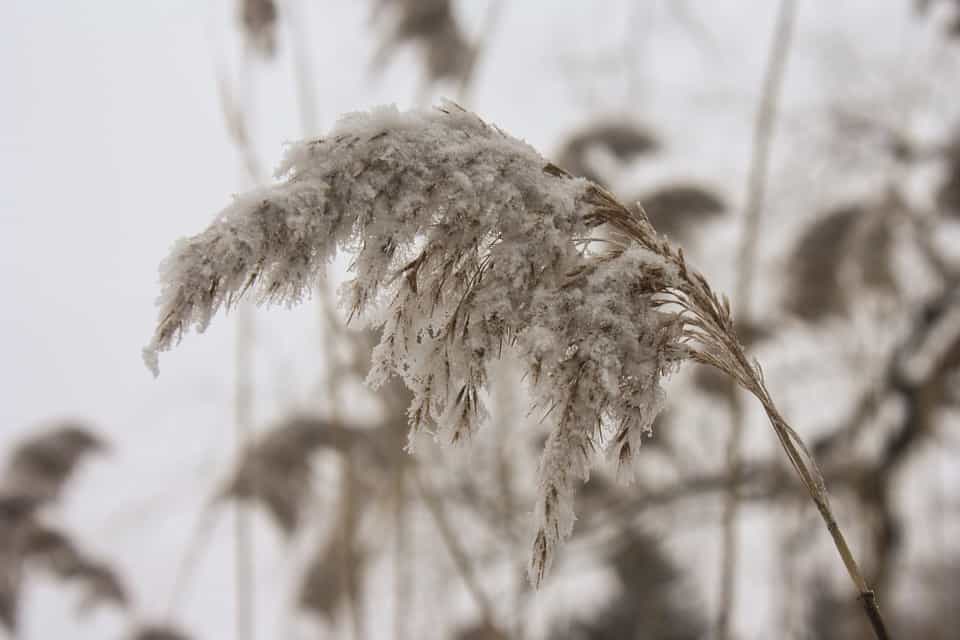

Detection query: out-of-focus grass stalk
xmin=715 ymin=1 xmax=795 ymax=638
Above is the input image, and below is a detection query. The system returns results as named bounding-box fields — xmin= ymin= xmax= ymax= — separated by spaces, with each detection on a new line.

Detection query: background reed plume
xmin=0 ymin=424 xmax=127 ymax=632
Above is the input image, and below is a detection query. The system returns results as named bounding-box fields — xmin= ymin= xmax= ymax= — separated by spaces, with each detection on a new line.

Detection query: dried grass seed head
xmin=145 ymin=102 xmax=693 ymax=585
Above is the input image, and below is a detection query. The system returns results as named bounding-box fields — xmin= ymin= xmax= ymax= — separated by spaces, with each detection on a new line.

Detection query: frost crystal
xmin=144 ymin=102 xmax=688 ymax=585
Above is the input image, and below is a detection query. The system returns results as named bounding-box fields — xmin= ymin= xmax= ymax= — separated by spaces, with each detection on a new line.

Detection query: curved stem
xmin=758 ymin=396 xmax=889 ymax=640
xmin=585 ymin=183 xmax=891 ymax=639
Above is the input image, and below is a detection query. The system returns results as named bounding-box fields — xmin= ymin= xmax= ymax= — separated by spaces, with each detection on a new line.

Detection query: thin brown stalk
xmin=716 ymin=1 xmax=795 ymax=637
xmin=393 ymin=465 xmax=409 ymax=640
xmin=580 ymin=179 xmax=890 ymax=639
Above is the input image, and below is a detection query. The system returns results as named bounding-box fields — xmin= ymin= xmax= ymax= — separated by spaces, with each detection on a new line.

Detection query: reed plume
xmin=3 ymin=423 xmax=105 ymax=504
xmin=0 ymin=424 xmax=124 ymax=631
xmin=143 ymin=102 xmax=889 ymax=637
xmin=238 ymin=0 xmax=278 ymax=59
xmin=556 ymin=120 xmax=658 ymax=186
xmin=370 ymin=0 xmax=473 ymax=86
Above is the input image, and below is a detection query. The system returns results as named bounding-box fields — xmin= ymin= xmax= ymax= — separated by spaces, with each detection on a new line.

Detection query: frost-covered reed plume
xmin=144 ymin=102 xmax=887 ymax=636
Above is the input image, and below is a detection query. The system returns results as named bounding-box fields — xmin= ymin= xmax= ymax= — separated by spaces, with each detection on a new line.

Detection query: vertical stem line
xmin=393 ymin=466 xmax=409 ymax=640
xmin=716 ymin=1 xmax=796 ymax=638
xmin=234 ymin=303 xmax=255 ymax=640
xmin=230 ymin=38 xmax=264 ymax=640
xmin=284 ymin=5 xmax=368 ymax=637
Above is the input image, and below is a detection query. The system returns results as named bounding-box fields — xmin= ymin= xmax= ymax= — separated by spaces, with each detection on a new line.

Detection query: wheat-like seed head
xmin=144 ymin=102 xmax=822 ymax=586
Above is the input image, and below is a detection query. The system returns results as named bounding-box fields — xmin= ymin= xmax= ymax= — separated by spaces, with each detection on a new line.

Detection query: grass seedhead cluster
xmin=143 ymin=102 xmax=890 ymax=636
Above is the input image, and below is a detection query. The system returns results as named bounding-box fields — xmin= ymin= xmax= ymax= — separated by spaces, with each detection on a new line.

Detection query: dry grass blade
xmin=143 ymin=103 xmax=890 ymax=637
xmin=688 ymin=316 xmax=783 ymax=398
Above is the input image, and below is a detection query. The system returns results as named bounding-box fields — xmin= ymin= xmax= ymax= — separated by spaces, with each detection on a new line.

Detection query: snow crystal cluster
xmin=144 ymin=102 xmax=688 ymax=584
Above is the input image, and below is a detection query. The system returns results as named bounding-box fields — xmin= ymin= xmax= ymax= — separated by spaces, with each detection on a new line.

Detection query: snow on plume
xmin=144 ymin=101 xmax=688 ymax=585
